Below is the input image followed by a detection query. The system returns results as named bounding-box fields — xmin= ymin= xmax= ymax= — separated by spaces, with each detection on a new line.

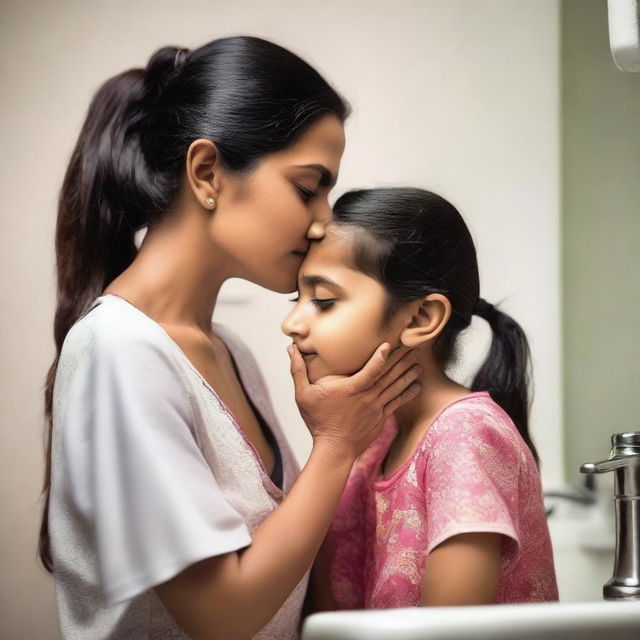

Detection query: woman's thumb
xmin=288 ymin=344 xmax=310 ymax=392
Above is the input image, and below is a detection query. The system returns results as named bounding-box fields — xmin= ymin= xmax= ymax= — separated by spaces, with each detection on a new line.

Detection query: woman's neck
xmin=105 ymin=207 xmax=231 ymax=333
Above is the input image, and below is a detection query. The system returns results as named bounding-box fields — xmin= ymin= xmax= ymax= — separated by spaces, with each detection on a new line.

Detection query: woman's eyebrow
xmin=295 ymin=164 xmax=335 ymax=187
xmin=299 ymin=274 xmax=344 ymax=292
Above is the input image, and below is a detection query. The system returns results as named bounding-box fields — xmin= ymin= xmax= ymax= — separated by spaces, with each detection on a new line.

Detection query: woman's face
xmin=282 ymin=228 xmax=408 ymax=383
xmin=212 ymin=114 xmax=345 ymax=293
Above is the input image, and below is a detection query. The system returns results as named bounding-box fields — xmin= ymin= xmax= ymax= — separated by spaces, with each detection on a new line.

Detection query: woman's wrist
xmin=309 ymin=435 xmax=358 ymax=469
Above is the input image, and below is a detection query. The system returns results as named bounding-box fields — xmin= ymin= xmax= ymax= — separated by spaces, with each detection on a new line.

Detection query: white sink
xmin=301 ymin=600 xmax=640 ymax=639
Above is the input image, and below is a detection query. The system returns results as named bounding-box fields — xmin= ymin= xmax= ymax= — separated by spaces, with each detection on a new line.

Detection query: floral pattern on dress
xmin=328 ymin=392 xmax=558 ymax=609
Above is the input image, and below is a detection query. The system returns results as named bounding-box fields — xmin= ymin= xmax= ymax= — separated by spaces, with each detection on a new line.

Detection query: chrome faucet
xmin=581 ymin=432 xmax=640 ymax=600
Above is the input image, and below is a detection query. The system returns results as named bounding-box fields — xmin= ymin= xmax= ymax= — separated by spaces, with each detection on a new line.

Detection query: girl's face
xmin=282 ymin=228 xmax=408 ymax=383
xmin=212 ymin=114 xmax=345 ymax=293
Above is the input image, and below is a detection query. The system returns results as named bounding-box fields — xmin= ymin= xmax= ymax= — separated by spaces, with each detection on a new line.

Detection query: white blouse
xmin=50 ymin=294 xmax=306 ymax=639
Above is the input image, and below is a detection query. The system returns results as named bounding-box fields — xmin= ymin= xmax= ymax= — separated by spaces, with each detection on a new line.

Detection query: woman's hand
xmin=288 ymin=342 xmax=422 ymax=459
xmin=158 ymin=344 xmax=421 ymax=640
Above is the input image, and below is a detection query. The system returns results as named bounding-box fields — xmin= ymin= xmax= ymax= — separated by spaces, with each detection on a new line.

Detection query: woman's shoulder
xmin=69 ymin=295 xmax=169 ymax=346
xmin=59 ymin=295 xmax=183 ymax=377
xmin=54 ymin=296 xmax=196 ymax=419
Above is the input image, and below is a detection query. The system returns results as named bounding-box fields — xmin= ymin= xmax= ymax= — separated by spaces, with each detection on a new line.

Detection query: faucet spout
xmin=581 ymin=432 xmax=640 ymax=600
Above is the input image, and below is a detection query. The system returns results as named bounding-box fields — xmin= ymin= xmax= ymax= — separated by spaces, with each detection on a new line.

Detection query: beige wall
xmin=0 ymin=1 xmax=561 ymax=636
xmin=561 ymin=0 xmax=640 ymax=479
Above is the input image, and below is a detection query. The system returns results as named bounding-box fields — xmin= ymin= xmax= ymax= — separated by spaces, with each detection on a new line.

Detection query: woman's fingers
xmin=288 ymin=344 xmax=310 ymax=394
xmin=373 ymin=348 xmax=420 ymax=395
xmin=381 ymin=382 xmax=422 ymax=421
xmin=378 ymin=364 xmax=422 ymax=407
xmin=348 ymin=342 xmax=392 ymax=391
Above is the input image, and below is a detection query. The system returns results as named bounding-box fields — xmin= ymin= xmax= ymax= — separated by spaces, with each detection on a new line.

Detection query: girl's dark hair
xmin=332 ymin=188 xmax=538 ymax=462
xmin=40 ymin=36 xmax=349 ymax=572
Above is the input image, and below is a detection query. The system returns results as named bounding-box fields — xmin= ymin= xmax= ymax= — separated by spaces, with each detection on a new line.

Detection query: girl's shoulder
xmin=419 ymin=392 xmax=529 ymax=467
xmin=430 ymin=391 xmax=519 ymax=439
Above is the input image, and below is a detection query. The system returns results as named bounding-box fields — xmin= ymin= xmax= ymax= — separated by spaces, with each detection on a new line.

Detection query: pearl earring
xmin=205 ymin=197 xmax=216 ymax=210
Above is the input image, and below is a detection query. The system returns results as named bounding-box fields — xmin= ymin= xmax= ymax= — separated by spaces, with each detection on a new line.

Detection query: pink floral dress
xmin=327 ymin=392 xmax=558 ymax=608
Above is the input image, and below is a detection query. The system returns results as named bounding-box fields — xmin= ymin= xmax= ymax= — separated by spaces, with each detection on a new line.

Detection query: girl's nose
xmin=281 ymin=308 xmax=308 ymax=339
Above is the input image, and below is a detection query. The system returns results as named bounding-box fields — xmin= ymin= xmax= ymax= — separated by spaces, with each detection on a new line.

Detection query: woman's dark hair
xmin=332 ymin=188 xmax=538 ymax=463
xmin=40 ymin=36 xmax=349 ymax=571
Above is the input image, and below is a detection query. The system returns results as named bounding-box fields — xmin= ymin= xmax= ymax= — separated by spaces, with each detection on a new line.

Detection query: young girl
xmin=42 ymin=39 xmax=420 ymax=639
xmin=283 ymin=187 xmax=558 ymax=609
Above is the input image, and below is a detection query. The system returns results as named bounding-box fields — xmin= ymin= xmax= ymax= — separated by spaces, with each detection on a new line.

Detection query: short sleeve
xmin=422 ymin=408 xmax=522 ymax=557
xmin=59 ymin=325 xmax=252 ymax=606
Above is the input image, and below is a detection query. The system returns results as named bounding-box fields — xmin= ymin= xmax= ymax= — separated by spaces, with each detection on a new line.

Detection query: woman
xmin=40 ymin=36 xmax=421 ymax=639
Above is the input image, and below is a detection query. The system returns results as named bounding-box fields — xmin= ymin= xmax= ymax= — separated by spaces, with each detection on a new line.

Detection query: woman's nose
xmin=307 ymin=199 xmax=332 ymax=240
xmin=306 ymin=218 xmax=328 ymax=240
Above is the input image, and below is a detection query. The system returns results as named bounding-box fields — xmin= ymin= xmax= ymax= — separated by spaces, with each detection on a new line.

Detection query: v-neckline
xmin=97 ymin=293 xmax=284 ymax=497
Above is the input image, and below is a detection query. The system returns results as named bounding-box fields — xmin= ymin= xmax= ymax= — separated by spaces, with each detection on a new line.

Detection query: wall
xmin=561 ymin=0 xmax=640 ymax=480
xmin=0 ymin=1 xmax=561 ymax=637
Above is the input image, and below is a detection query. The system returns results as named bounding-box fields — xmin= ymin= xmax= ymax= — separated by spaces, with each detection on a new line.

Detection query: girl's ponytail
xmin=471 ymin=299 xmax=539 ymax=463
xmin=332 ymin=189 xmax=540 ymax=465
xmin=40 ymin=48 xmax=182 ymax=571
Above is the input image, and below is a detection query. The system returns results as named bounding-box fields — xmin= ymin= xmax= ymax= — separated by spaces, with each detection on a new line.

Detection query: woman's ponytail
xmin=471 ymin=299 xmax=539 ymax=463
xmin=40 ymin=49 xmax=182 ymax=571
xmin=40 ymin=37 xmax=349 ymax=572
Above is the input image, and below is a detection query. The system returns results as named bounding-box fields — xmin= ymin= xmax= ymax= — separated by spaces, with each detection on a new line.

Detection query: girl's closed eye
xmin=288 ymin=294 xmax=336 ymax=310
xmin=311 ymin=297 xmax=336 ymax=310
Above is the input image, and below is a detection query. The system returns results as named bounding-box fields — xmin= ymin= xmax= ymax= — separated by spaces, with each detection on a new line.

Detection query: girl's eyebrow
xmin=295 ymin=164 xmax=335 ymax=187
xmin=299 ymin=274 xmax=344 ymax=292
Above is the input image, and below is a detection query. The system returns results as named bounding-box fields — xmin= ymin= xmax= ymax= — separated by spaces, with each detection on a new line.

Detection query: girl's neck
xmin=394 ymin=349 xmax=470 ymax=437
xmin=381 ymin=350 xmax=470 ymax=478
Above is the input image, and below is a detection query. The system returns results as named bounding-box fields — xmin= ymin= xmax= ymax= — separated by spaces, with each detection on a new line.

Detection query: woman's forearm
xmin=156 ymin=443 xmax=353 ymax=639
xmin=236 ymin=442 xmax=351 ymax=622
xmin=157 ymin=345 xmax=421 ymax=639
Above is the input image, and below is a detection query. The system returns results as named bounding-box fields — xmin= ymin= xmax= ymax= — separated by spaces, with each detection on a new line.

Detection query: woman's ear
xmin=185 ymin=138 xmax=223 ymax=210
xmin=400 ymin=294 xmax=452 ymax=348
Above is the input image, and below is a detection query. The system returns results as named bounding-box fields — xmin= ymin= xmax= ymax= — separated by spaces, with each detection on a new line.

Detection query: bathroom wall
xmin=561 ymin=0 xmax=640 ymax=481
xmin=0 ymin=1 xmax=561 ymax=637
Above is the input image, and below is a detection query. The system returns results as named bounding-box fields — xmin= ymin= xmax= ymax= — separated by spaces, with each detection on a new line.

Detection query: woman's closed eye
xmin=295 ymin=184 xmax=318 ymax=203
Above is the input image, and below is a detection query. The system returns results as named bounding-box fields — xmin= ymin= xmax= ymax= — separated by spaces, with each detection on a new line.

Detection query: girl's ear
xmin=400 ymin=294 xmax=452 ymax=348
xmin=185 ymin=138 xmax=223 ymax=210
